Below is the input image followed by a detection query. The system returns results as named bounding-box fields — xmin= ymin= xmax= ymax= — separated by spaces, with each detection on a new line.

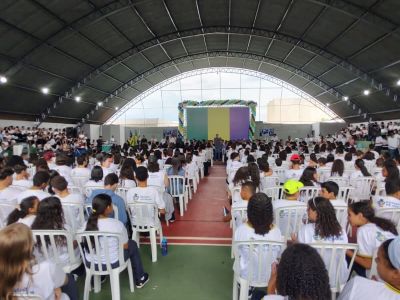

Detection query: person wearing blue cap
xmin=338 ymin=236 xmax=400 ymax=299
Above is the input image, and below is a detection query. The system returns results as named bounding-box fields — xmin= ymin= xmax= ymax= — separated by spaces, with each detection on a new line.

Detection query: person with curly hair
xmin=338 ymin=237 xmax=400 ymax=299
xmin=234 ymin=193 xmax=283 ymax=295
xmin=259 ymin=243 xmax=331 ymax=300
xmin=294 ymin=197 xmax=348 ymax=288
xmin=347 ymin=201 xmax=398 ymax=277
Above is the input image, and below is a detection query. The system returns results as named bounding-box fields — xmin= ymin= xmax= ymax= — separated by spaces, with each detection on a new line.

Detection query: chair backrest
xmin=71 ymin=176 xmax=90 ymax=189
xmin=231 ymin=206 xmax=248 ymax=235
xmin=67 ymin=185 xmax=82 ymax=195
xmin=337 ymin=186 xmax=354 ymax=204
xmin=15 ymin=294 xmax=43 ymax=300
xmin=260 ymin=176 xmax=280 ymax=190
xmin=263 ymin=187 xmax=283 ymax=201
xmin=168 ymin=175 xmax=185 ymax=196
xmin=0 ymin=202 xmax=16 ymax=228
xmin=85 ymin=203 xmax=119 ymax=220
xmin=233 ymin=239 xmax=286 ymax=286
xmin=327 ymin=176 xmax=349 ymax=187
xmin=333 ymin=205 xmax=348 ymax=230
xmin=115 ymin=187 xmax=129 ymax=203
xmin=76 ymin=231 xmax=125 ymax=273
xmin=350 ymin=177 xmax=375 ymax=201
xmin=32 ymin=229 xmax=82 ymax=273
xmin=26 ymin=164 xmax=36 ymax=178
xmin=126 ymin=202 xmax=160 ymax=230
xmin=163 ymin=164 xmax=172 ymax=172
xmin=376 ymin=208 xmax=400 ymax=232
xmin=231 ymin=186 xmax=242 ymax=204
xmin=83 ymin=186 xmax=99 ymax=198
xmin=318 ymin=167 xmax=331 ymax=182
xmin=299 ymin=186 xmax=319 ymax=202
xmin=273 ymin=168 xmax=286 ymax=184
xmin=310 ymin=243 xmax=358 ymax=293
xmin=62 ymin=203 xmax=85 ymax=233
xmin=274 ymin=205 xmax=307 ymax=241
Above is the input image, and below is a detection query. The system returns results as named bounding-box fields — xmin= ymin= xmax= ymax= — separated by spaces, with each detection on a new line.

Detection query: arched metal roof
xmin=0 ymin=0 xmax=399 ymax=124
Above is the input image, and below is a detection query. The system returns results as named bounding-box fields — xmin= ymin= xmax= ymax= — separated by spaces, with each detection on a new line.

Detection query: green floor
xmin=77 ymin=245 xmax=233 ymax=300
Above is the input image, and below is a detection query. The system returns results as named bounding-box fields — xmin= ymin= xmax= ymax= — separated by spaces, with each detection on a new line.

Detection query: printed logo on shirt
xmin=133 ymin=193 xmax=139 ymax=201
xmin=376 ymin=231 xmax=386 ymax=242
xmin=378 ymin=199 xmax=386 ymax=208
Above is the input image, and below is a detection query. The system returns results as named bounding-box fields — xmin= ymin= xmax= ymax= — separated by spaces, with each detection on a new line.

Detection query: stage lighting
xmin=343 ymin=96 xmax=348 ymax=101
xmin=397 ymin=79 xmax=400 ymax=86
xmin=75 ymin=96 xmax=81 ymax=102
xmin=41 ymin=87 xmax=49 ymax=94
xmin=363 ymin=89 xmax=370 ymax=96
xmin=0 ymin=76 xmax=7 ymax=84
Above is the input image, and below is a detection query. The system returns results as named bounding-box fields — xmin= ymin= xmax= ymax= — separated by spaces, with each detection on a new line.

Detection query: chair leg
xmin=238 ymin=279 xmax=248 ymax=300
xmin=132 ymin=229 xmax=140 ymax=247
xmin=109 ymin=271 xmax=120 ymax=300
xmin=193 ymin=179 xmax=197 ymax=193
xmin=179 ymin=195 xmax=184 ymax=216
xmin=127 ymin=261 xmax=135 ymax=293
xmin=150 ymin=228 xmax=157 ymax=263
xmin=93 ymin=275 xmax=101 ymax=293
xmin=232 ymin=276 xmax=238 ymax=300
xmin=84 ymin=273 xmax=91 ymax=300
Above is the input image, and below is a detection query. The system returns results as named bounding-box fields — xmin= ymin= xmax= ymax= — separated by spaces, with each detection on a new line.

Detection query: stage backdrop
xmin=186 ymin=107 xmax=249 ymax=140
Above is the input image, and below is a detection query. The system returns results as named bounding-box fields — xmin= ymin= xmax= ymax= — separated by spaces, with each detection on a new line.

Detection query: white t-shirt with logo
xmin=83 ymin=218 xmax=128 ymax=264
xmin=338 ymin=276 xmax=400 ymax=300
xmin=17 ymin=189 xmax=51 ymax=204
xmin=13 ymin=261 xmax=67 ymax=300
xmin=126 ymin=186 xmax=165 ymax=209
xmin=234 ymin=223 xmax=283 ymax=285
xmin=298 ymin=223 xmax=348 ymax=288
xmin=357 ymin=223 xmax=396 ymax=258
xmin=372 ymin=195 xmax=400 ymax=209
xmin=284 ymin=168 xmax=304 ymax=181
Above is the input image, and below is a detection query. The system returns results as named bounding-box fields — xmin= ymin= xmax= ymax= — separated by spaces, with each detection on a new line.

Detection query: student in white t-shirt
xmin=119 ymin=163 xmax=137 ymax=188
xmin=52 ymin=154 xmax=73 ymax=185
xmin=235 ymin=193 xmax=283 ymax=286
xmin=294 ymin=197 xmax=348 ymax=288
xmin=339 ymin=237 xmax=400 ymax=300
xmin=284 ymin=154 xmax=304 ymax=181
xmin=346 ymin=201 xmax=398 ymax=277
xmin=262 ymin=244 xmax=331 ymax=300
xmin=0 ymin=167 xmax=21 ymax=205
xmin=0 ymin=223 xmax=78 ymax=300
xmin=16 ymin=171 xmax=51 ymax=204
xmin=100 ymin=153 xmax=114 ymax=179
xmin=12 ymin=164 xmax=32 ymax=189
xmin=147 ymin=157 xmax=169 ymax=190
xmin=6 ymin=196 xmax=39 ymax=227
xmin=126 ymin=166 xmax=172 ymax=222
xmin=71 ymin=155 xmax=91 ymax=178
xmin=349 ymin=159 xmax=371 ymax=184
xmin=82 ymin=193 xmax=149 ymax=288
xmin=372 ymin=178 xmax=400 ymax=214
xmin=84 ymin=166 xmax=104 ymax=189
xmin=224 ymin=181 xmax=256 ymax=226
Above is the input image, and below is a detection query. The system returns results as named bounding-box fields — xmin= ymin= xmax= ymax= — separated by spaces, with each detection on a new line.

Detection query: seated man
xmin=86 ymin=173 xmax=127 ymax=225
xmin=17 ymin=171 xmax=51 ymax=204
xmin=372 ymin=178 xmax=400 ymax=221
xmin=320 ymin=181 xmax=348 ymax=207
xmin=0 ymin=167 xmax=21 ymax=204
xmin=126 ymin=167 xmax=170 ymax=223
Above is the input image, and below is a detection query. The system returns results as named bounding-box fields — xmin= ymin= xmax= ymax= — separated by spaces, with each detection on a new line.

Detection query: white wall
xmin=0 ymin=119 xmax=74 ymax=129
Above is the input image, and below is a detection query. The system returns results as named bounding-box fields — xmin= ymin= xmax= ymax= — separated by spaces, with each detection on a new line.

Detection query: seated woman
xmin=7 ymin=196 xmax=39 ymax=227
xmin=338 ymin=237 xmax=400 ymax=299
xmin=0 ymin=223 xmax=78 ymax=300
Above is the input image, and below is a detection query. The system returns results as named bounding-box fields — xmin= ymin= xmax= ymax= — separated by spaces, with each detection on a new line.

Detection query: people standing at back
xmin=16 ymin=171 xmax=51 ymax=204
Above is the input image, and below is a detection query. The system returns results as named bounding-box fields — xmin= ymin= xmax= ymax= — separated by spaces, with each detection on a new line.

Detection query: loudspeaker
xmin=66 ymin=127 xmax=77 ymax=138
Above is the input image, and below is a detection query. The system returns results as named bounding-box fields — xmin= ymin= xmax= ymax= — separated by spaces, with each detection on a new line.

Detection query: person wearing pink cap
xmin=284 ymin=154 xmax=304 ymax=181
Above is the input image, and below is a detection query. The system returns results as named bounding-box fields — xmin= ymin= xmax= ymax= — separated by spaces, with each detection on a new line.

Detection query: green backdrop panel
xmin=187 ymin=107 xmax=208 ymax=140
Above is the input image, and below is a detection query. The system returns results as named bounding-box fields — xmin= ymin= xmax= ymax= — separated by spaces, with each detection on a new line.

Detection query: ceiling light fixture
xmin=75 ymin=96 xmax=81 ymax=102
xmin=98 ymin=101 xmax=103 ymax=106
xmin=0 ymin=76 xmax=7 ymax=84
xmin=397 ymin=79 xmax=400 ymax=86
xmin=343 ymin=96 xmax=349 ymax=101
xmin=115 ymin=107 xmax=119 ymax=110
xmin=326 ymin=103 xmax=330 ymax=107
xmin=363 ymin=89 xmax=370 ymax=96
xmin=41 ymin=87 xmax=49 ymax=94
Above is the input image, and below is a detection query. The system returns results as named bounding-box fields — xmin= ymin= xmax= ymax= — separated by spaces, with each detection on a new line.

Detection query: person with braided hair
xmin=294 ymin=197 xmax=348 ymax=288
xmin=234 ymin=193 xmax=283 ymax=295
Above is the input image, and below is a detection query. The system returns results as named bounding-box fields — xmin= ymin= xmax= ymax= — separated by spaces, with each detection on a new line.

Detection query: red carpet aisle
xmin=144 ymin=164 xmax=232 ymax=245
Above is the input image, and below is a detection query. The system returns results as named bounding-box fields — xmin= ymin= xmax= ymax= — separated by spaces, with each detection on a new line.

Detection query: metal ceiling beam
xmin=57 ymin=26 xmax=397 ymax=108
xmin=79 ymin=50 xmax=364 ymax=124
xmin=347 ymin=31 xmax=392 ymax=60
xmin=245 ymin=0 xmax=261 ymax=53
xmin=195 ymin=0 xmax=210 ymax=68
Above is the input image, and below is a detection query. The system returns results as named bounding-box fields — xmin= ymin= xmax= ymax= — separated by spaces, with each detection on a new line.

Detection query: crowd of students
xmin=225 ymin=137 xmax=400 ymax=299
xmin=0 ymin=134 xmax=212 ymax=299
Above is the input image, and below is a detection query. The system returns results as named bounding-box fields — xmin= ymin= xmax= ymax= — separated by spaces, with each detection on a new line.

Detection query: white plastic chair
xmin=26 ymin=164 xmax=36 ymax=178
xmin=231 ymin=206 xmax=248 ymax=258
xmin=15 ymin=294 xmax=43 ymax=300
xmin=62 ymin=202 xmax=85 ymax=234
xmin=259 ymin=176 xmax=279 ymax=190
xmin=274 ymin=205 xmax=307 ymax=241
xmin=318 ymin=167 xmax=331 ymax=183
xmin=299 ymin=186 xmax=320 ymax=202
xmin=0 ymin=202 xmax=16 ymax=228
xmin=32 ymin=229 xmax=82 ymax=274
xmin=77 ymin=231 xmax=134 ymax=300
xmin=231 ymin=186 xmax=242 ymax=204
xmin=272 ymin=168 xmax=286 ymax=184
xmin=232 ymin=240 xmax=286 ymax=300
xmin=333 ymin=205 xmax=349 ymax=231
xmin=350 ymin=177 xmax=375 ymax=201
xmin=84 ymin=203 xmax=119 ymax=221
xmin=163 ymin=164 xmax=172 ymax=172
xmin=376 ymin=208 xmax=400 ymax=232
xmin=126 ymin=202 xmax=163 ymax=263
xmin=72 ymin=176 xmax=90 ymax=189
xmin=310 ymin=243 xmax=358 ymax=300
xmin=327 ymin=176 xmax=350 ymax=187
xmin=168 ymin=175 xmax=188 ymax=216
xmin=68 ymin=185 xmax=82 ymax=195
xmin=115 ymin=187 xmax=129 ymax=203
xmin=263 ymin=187 xmax=284 ymax=201
xmin=84 ymin=186 xmax=99 ymax=198
xmin=337 ymin=186 xmax=354 ymax=204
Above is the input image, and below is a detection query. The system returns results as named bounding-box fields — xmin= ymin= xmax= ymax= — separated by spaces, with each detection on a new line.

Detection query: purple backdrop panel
xmin=230 ymin=107 xmax=250 ymax=140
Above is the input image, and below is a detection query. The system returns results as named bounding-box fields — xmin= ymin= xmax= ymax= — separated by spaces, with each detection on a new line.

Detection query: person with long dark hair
xmin=83 ymin=194 xmax=149 ymax=288
xmin=346 ymin=201 xmax=398 ymax=277
xmin=7 ymin=196 xmax=39 ymax=226
xmin=263 ymin=244 xmax=331 ymax=300
xmin=299 ymin=167 xmax=319 ymax=187
xmin=84 ymin=165 xmax=104 ymax=188
xmin=330 ymin=159 xmax=345 ymax=177
xmin=119 ymin=163 xmax=136 ymax=188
